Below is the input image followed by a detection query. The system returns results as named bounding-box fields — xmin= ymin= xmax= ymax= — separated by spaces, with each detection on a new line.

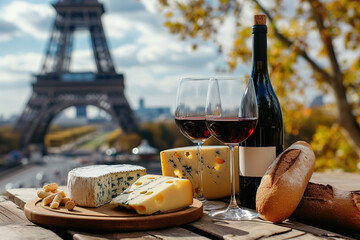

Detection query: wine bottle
xmin=239 ymin=14 xmax=284 ymax=209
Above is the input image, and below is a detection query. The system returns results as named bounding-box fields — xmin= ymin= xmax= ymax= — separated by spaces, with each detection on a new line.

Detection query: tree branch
xmin=252 ymin=0 xmax=333 ymax=85
xmin=308 ymin=0 xmax=342 ymax=78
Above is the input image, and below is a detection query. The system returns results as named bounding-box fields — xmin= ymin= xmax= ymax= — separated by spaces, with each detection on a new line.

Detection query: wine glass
xmin=175 ymin=77 xmax=224 ymax=210
xmin=205 ymin=76 xmax=259 ymax=220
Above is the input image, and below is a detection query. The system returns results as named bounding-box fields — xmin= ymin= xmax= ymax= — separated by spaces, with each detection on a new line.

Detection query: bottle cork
xmin=254 ymin=14 xmax=266 ymax=25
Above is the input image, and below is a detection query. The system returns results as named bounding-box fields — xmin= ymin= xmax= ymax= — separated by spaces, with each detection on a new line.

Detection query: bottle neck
xmin=251 ymin=25 xmax=268 ymax=78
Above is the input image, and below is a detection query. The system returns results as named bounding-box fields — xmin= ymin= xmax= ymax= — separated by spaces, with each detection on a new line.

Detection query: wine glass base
xmin=201 ymin=199 xmax=226 ymax=211
xmin=208 ymin=206 xmax=259 ymax=220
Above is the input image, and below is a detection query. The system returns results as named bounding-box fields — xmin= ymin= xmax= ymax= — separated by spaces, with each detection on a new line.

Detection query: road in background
xmin=0 ymin=154 xmax=162 ymax=195
xmin=0 ymin=130 xmax=162 ymax=194
xmin=0 ymin=155 xmax=82 ymax=194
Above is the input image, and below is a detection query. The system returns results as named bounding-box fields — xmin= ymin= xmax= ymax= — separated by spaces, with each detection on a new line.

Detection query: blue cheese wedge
xmin=111 ymin=174 xmax=193 ymax=215
xmin=67 ymin=164 xmax=146 ymax=207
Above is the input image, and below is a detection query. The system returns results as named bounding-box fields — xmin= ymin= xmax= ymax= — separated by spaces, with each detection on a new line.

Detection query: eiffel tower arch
xmin=14 ymin=0 xmax=138 ymax=148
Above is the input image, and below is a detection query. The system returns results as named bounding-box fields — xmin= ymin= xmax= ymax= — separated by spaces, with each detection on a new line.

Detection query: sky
xmin=0 ymin=0 xmax=246 ymax=119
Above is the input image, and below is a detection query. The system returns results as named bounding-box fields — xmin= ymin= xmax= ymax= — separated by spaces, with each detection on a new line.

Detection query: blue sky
xmin=0 ymin=0 xmax=245 ymax=118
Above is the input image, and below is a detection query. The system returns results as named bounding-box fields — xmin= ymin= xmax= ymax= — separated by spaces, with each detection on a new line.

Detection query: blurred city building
xmin=76 ymin=105 xmax=87 ymax=119
xmin=135 ymin=98 xmax=172 ymax=123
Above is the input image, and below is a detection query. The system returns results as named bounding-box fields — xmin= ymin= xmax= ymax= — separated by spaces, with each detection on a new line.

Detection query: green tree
xmin=155 ymin=0 xmax=360 ymax=165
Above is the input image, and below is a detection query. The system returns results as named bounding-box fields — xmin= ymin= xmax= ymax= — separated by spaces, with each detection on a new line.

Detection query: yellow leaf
xmin=165 ymin=11 xmax=173 ymax=18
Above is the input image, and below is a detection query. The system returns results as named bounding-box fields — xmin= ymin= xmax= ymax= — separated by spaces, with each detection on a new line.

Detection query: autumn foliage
xmin=0 ymin=126 xmax=19 ymax=155
xmin=155 ymin=0 xmax=360 ymax=172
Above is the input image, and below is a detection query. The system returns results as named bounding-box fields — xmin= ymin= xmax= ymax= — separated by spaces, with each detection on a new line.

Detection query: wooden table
xmin=1 ymin=172 xmax=360 ymax=240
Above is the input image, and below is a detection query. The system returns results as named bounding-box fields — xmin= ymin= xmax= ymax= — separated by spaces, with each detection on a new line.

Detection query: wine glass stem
xmin=228 ymin=144 xmax=238 ymax=209
xmin=196 ymin=142 xmax=205 ymax=201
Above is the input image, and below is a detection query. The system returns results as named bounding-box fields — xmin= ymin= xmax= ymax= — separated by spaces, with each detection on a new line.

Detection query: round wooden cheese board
xmin=24 ymin=198 xmax=203 ymax=231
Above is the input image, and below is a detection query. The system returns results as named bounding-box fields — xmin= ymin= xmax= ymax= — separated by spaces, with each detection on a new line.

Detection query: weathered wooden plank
xmin=187 ymin=213 xmax=294 ymax=240
xmin=0 ymin=195 xmax=62 ymax=239
xmin=282 ymin=219 xmax=360 ymax=240
xmin=148 ymin=227 xmax=210 ymax=239
xmin=187 ymin=212 xmax=352 ymax=240
xmin=0 ymin=224 xmax=62 ymax=240
xmin=71 ymin=227 xmax=210 ymax=240
xmin=263 ymin=229 xmax=306 ymax=239
xmin=279 ymin=219 xmax=347 ymax=238
xmin=311 ymin=172 xmax=360 ymax=191
xmin=6 ymin=187 xmax=42 ymax=210
xmin=0 ymin=200 xmax=29 ymax=224
xmin=6 ymin=186 xmax=67 ymax=210
xmin=71 ymin=231 xmax=157 ymax=240
xmin=291 ymin=233 xmax=331 ymax=240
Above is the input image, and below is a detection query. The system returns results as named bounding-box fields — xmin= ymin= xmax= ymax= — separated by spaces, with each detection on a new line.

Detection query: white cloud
xmin=103 ymin=14 xmax=130 ymax=39
xmin=215 ymin=16 xmax=236 ymax=53
xmin=0 ymin=53 xmax=42 ymax=72
xmin=0 ymin=18 xmax=20 ymax=42
xmin=139 ymin=0 xmax=159 ymax=14
xmin=0 ymin=88 xmax=31 ymax=118
xmin=70 ymin=49 xmax=97 ymax=72
xmin=1 ymin=1 xmax=54 ymax=39
xmin=0 ymin=53 xmax=42 ymax=88
xmin=124 ymin=67 xmax=179 ymax=109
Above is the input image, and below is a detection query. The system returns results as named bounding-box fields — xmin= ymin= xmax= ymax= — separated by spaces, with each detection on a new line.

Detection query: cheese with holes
xmin=160 ymin=146 xmax=239 ymax=199
xmin=67 ymin=164 xmax=146 ymax=207
xmin=111 ymin=174 xmax=193 ymax=215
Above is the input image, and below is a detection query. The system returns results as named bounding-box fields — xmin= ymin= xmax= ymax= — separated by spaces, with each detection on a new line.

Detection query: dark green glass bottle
xmin=239 ymin=15 xmax=284 ymax=209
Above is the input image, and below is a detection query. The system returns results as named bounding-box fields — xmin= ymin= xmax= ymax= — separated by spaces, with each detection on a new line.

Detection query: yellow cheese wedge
xmin=111 ymin=174 xmax=193 ymax=215
xmin=160 ymin=146 xmax=239 ymax=200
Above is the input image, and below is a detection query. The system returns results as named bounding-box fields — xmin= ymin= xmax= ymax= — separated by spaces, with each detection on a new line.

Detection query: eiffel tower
xmin=14 ymin=0 xmax=138 ymax=148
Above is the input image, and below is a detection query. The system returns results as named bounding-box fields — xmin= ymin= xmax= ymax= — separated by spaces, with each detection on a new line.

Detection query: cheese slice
xmin=67 ymin=164 xmax=146 ymax=207
xmin=111 ymin=174 xmax=193 ymax=215
xmin=160 ymin=146 xmax=239 ymax=200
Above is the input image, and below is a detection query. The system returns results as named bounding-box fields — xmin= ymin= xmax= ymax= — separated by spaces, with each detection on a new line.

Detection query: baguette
xmin=256 ymin=141 xmax=315 ymax=223
xmin=292 ymin=182 xmax=360 ymax=231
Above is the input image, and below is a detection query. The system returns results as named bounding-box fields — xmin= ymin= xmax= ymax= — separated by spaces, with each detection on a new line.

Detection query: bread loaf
xmin=256 ymin=141 xmax=315 ymax=223
xmin=292 ymin=182 xmax=360 ymax=231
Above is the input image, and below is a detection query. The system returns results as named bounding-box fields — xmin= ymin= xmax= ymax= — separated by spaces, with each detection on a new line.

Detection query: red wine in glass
xmin=175 ymin=77 xmax=225 ymax=211
xmin=175 ymin=117 xmax=211 ymax=142
xmin=206 ymin=117 xmax=257 ymax=144
xmin=205 ymin=76 xmax=258 ymax=220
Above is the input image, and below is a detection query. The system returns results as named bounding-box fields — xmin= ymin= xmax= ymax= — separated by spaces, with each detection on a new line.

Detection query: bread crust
xmin=256 ymin=141 xmax=315 ymax=223
xmin=292 ymin=182 xmax=360 ymax=231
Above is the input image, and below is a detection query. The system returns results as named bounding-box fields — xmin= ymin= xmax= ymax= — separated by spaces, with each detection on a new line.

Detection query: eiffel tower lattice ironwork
xmin=14 ymin=0 xmax=138 ymax=148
